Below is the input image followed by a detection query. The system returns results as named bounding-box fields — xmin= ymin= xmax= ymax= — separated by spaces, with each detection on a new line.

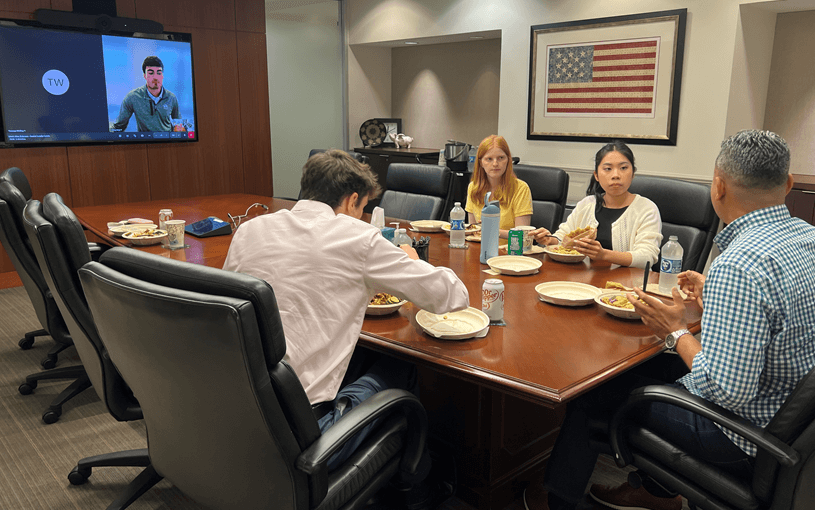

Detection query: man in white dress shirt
xmin=223 ymin=150 xmax=469 ymax=469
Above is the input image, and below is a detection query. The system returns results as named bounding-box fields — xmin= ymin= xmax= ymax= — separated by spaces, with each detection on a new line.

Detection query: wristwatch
xmin=664 ymin=328 xmax=690 ymax=351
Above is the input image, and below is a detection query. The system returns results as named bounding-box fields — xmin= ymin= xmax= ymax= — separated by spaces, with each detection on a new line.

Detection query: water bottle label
xmin=450 ymin=219 xmax=464 ymax=231
xmin=660 ymin=258 xmax=682 ymax=275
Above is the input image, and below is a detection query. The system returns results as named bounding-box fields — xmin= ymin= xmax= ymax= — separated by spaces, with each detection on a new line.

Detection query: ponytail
xmin=586 ymin=175 xmax=605 ymax=215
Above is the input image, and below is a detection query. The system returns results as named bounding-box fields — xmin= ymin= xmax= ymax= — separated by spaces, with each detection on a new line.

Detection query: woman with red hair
xmin=465 ymin=135 xmax=533 ymax=239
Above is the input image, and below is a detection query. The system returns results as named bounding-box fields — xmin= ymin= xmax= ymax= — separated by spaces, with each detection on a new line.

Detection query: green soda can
xmin=508 ymin=227 xmax=524 ymax=256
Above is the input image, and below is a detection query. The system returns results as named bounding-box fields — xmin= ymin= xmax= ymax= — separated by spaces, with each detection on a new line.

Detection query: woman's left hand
xmin=572 ymin=238 xmax=606 ymax=260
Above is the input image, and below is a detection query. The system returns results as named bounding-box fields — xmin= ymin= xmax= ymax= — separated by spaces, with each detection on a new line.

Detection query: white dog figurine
xmin=389 ymin=133 xmax=413 ymax=148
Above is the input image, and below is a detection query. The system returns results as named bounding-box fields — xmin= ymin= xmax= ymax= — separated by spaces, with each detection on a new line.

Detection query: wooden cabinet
xmin=354 ymin=146 xmax=440 ymax=211
xmin=786 ymin=174 xmax=815 ymax=225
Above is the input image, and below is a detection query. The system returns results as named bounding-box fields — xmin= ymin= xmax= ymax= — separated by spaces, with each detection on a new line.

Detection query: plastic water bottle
xmin=393 ymin=228 xmax=412 ymax=247
xmin=658 ymin=235 xmax=684 ymax=293
xmin=480 ymin=192 xmax=500 ymax=264
xmin=450 ymin=202 xmax=466 ymax=248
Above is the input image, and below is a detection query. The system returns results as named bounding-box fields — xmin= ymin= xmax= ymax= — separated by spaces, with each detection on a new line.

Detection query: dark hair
xmin=586 ymin=140 xmax=636 ymax=214
xmin=715 ymin=130 xmax=790 ymax=189
xmin=300 ymin=149 xmax=382 ymax=209
xmin=142 ymin=56 xmax=164 ymax=74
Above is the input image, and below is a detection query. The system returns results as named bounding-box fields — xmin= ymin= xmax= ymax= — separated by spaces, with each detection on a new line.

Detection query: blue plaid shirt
xmin=678 ymin=205 xmax=814 ymax=456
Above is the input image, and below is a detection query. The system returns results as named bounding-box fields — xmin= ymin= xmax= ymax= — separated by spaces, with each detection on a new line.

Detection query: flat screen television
xmin=0 ymin=19 xmax=198 ymax=147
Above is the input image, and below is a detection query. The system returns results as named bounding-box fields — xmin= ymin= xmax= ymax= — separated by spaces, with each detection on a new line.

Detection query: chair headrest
xmin=41 ymin=193 xmax=92 ymax=270
xmin=0 ymin=167 xmax=32 ymax=200
xmin=512 ymin=164 xmax=569 ymax=204
xmin=628 ymin=176 xmax=716 ymax=230
xmin=0 ymin=180 xmax=29 ymax=234
xmin=386 ymin=164 xmax=450 ymax=197
xmin=97 ymin=248 xmax=287 ymax=366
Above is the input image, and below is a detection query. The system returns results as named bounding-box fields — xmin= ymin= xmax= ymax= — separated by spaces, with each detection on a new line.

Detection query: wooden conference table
xmin=74 ymin=193 xmax=702 ymax=509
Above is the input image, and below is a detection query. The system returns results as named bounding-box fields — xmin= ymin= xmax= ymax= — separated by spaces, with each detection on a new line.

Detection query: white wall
xmin=763 ymin=11 xmax=815 ymax=176
xmin=345 ymin=0 xmax=788 ymax=191
xmin=391 ymin=38 xmax=501 ymax=150
xmin=267 ymin=1 xmax=343 ymax=200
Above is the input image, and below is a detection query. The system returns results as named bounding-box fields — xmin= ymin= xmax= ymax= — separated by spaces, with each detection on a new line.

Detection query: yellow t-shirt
xmin=465 ymin=180 xmax=534 ymax=231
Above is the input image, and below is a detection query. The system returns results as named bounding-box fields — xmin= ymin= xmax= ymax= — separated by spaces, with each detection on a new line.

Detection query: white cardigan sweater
xmin=555 ymin=194 xmax=662 ymax=268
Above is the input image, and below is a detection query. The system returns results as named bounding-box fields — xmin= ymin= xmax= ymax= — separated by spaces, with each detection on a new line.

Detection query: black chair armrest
xmin=296 ymin=389 xmax=427 ymax=476
xmin=87 ymin=242 xmax=111 ymax=261
xmin=610 ymin=385 xmax=798 ymax=468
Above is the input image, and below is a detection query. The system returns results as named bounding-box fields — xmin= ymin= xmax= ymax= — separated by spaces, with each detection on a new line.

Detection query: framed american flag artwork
xmin=527 ymin=9 xmax=687 ymax=145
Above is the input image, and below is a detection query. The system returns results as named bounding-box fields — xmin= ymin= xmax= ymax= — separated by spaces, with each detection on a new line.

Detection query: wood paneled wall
xmin=0 ymin=0 xmax=272 ymax=274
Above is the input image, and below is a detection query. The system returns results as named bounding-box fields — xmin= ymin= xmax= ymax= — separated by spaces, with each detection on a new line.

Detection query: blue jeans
xmin=317 ymin=354 xmax=417 ymax=471
xmin=542 ymin=372 xmax=753 ymax=509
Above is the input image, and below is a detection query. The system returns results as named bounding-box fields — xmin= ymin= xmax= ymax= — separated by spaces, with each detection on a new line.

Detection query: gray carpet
xmin=0 ymin=285 xmax=667 ymax=510
xmin=0 ymin=286 xmax=203 ymax=510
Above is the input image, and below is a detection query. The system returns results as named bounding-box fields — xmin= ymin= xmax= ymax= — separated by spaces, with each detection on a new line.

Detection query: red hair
xmin=468 ymin=135 xmax=518 ymax=208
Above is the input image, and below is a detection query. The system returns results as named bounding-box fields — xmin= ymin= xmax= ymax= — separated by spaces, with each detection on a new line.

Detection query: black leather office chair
xmin=513 ymin=164 xmax=570 ymax=233
xmin=628 ymin=175 xmax=719 ymax=273
xmin=609 ymin=369 xmax=814 ymax=510
xmin=78 ymin=248 xmax=429 ymax=510
xmin=0 ymin=175 xmax=74 ymax=369
xmin=379 ymin=163 xmax=452 ymax=221
xmin=23 ymin=193 xmax=140 ymax=425
xmin=23 ymin=194 xmax=148 ymax=508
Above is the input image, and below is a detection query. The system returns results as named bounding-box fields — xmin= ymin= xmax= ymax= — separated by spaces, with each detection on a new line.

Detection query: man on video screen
xmin=112 ymin=56 xmax=181 ymax=132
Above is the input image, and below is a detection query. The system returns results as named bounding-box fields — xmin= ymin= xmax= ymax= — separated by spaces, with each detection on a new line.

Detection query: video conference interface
xmin=0 ymin=23 xmax=197 ymax=145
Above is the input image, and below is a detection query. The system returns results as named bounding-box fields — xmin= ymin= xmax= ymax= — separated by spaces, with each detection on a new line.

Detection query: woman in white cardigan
xmin=532 ymin=141 xmax=662 ymax=268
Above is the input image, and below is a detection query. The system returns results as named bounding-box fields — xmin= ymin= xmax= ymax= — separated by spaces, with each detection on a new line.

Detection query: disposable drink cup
xmin=165 ymin=220 xmax=186 ymax=249
xmin=518 ymin=226 xmax=536 ymax=252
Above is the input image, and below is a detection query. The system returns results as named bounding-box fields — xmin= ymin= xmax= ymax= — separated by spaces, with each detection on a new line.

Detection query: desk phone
xmin=185 ymin=216 xmax=232 ymax=237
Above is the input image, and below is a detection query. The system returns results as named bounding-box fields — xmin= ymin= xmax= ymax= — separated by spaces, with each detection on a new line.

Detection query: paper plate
xmin=415 ymin=307 xmax=490 ymax=340
xmin=366 ymin=299 xmax=408 ymax=316
xmin=542 ymin=246 xmax=586 ymax=263
xmin=500 ymin=244 xmax=546 ymax=255
xmin=122 ymin=229 xmax=167 ymax=246
xmin=486 ymin=255 xmax=542 ymax=276
xmin=359 ymin=119 xmax=387 ymax=147
xmin=595 ymin=291 xmax=641 ymax=320
xmin=535 ymin=281 xmax=601 ymax=306
xmin=109 ymin=223 xmax=158 ymax=238
xmin=410 ymin=220 xmax=448 ymax=232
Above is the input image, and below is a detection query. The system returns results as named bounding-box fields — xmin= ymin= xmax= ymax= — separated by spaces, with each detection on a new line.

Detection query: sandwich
xmin=562 ymin=225 xmax=596 ymax=248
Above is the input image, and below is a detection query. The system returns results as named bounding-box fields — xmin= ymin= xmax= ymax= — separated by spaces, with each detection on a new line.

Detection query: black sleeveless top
xmin=595 ymin=205 xmax=628 ymax=250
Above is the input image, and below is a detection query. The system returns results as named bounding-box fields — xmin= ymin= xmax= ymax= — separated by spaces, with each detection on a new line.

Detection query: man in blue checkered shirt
xmin=525 ymin=131 xmax=814 ymax=510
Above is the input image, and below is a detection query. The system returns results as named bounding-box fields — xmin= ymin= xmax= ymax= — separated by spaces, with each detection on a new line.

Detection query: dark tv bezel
xmin=0 ymin=18 xmax=199 ymax=149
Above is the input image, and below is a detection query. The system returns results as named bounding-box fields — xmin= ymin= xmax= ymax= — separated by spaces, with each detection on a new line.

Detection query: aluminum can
xmin=508 ymin=228 xmax=524 ymax=256
xmin=158 ymin=209 xmax=173 ymax=230
xmin=482 ymin=278 xmax=505 ymax=321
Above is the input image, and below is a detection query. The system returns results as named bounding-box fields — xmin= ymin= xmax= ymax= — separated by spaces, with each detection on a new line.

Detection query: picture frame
xmin=376 ymin=118 xmax=402 ymax=146
xmin=527 ymin=9 xmax=687 ymax=145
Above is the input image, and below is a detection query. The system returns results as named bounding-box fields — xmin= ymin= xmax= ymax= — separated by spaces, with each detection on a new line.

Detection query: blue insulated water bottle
xmin=480 ymin=192 xmax=500 ymax=264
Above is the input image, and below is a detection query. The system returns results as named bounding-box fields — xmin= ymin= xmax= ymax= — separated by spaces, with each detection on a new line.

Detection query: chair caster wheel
xmin=68 ymin=466 xmax=91 ymax=485
xmin=19 ymin=336 xmax=35 ymax=350
xmin=19 ymin=382 xmax=37 ymax=395
xmin=41 ymin=356 xmax=57 ymax=370
xmin=42 ymin=409 xmax=61 ymax=424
